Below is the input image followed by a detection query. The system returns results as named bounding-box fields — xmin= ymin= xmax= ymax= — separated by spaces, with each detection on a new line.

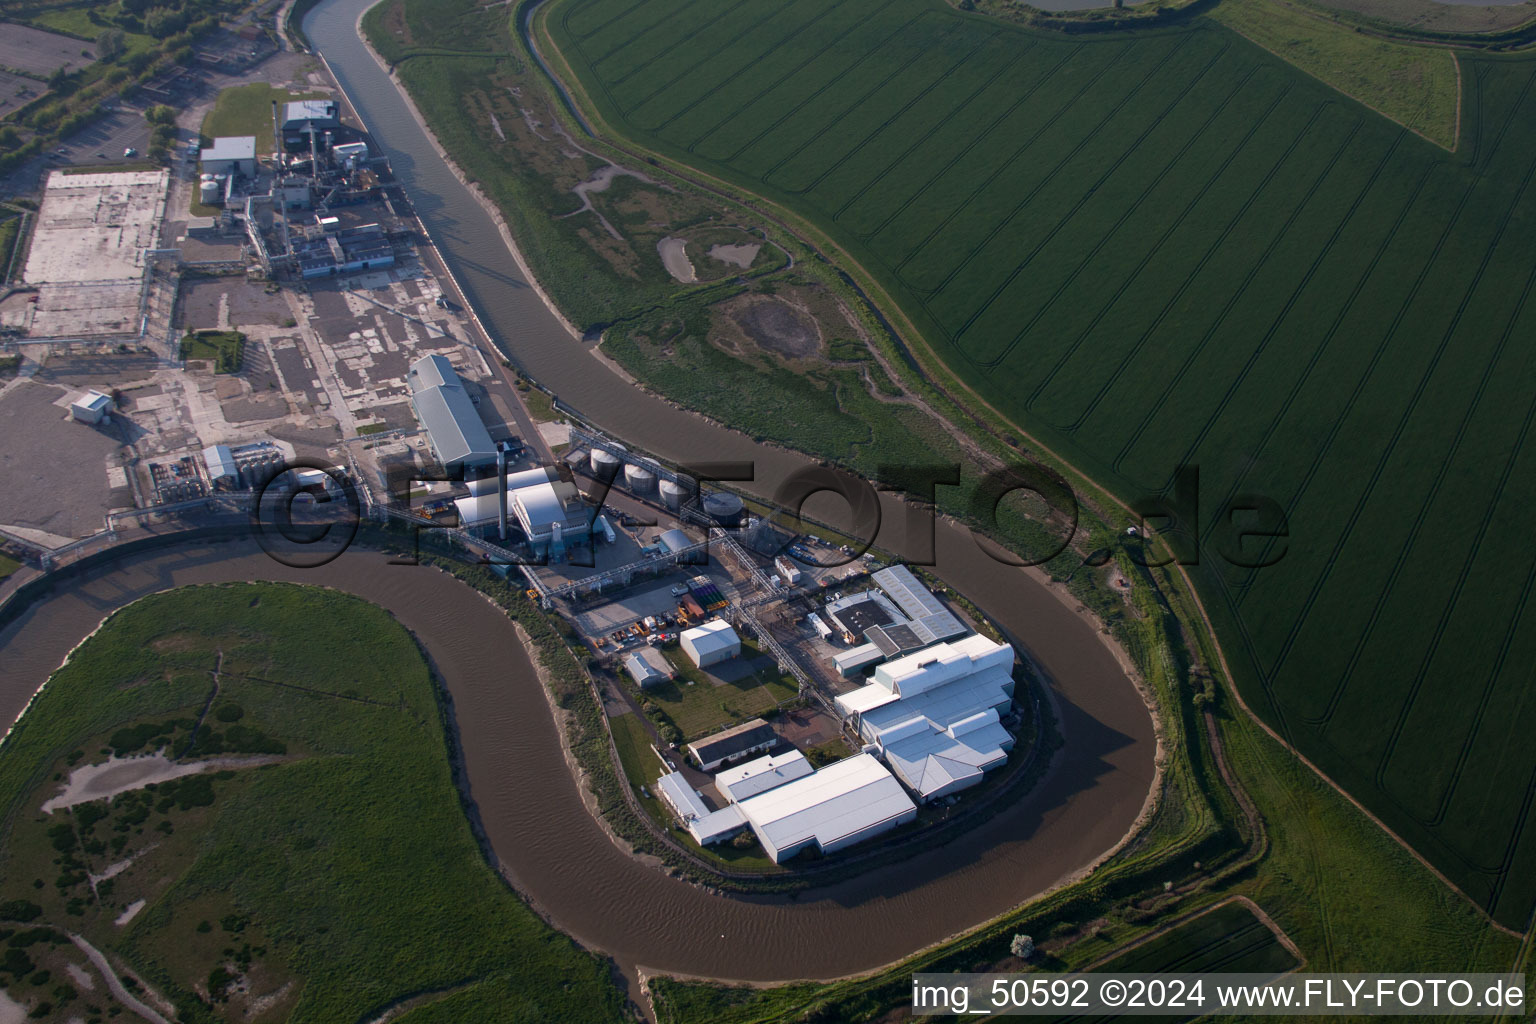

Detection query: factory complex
xmin=473 ymin=433 xmax=1030 ymax=864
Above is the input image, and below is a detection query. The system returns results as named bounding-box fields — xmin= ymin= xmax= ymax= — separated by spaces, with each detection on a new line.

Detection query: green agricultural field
xmin=544 ymin=0 xmax=1536 ymax=928
xmin=1016 ymin=901 xmax=1298 ymax=1024
xmin=0 ymin=583 xmax=625 ymax=1023
xmin=1090 ymin=899 xmax=1298 ymax=975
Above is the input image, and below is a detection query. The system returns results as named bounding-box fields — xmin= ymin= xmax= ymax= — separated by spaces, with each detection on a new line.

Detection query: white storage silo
xmin=658 ymin=476 xmax=692 ymax=511
xmin=625 ymin=459 xmax=657 ymax=494
xmin=590 ymin=446 xmax=623 ymax=480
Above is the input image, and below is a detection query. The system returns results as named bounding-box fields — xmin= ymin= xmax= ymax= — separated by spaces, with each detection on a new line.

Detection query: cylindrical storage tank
xmin=703 ymin=491 xmax=745 ymax=526
xmin=624 ymin=460 xmax=656 ymax=494
xmin=658 ymin=476 xmax=691 ymax=511
xmin=199 ymin=178 xmax=222 ymax=204
xmin=590 ymin=446 xmax=623 ymax=478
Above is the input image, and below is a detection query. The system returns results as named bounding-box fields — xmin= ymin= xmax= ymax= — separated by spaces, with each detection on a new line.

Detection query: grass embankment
xmin=0 ymin=551 xmax=21 ymax=581
xmin=1207 ymin=0 xmax=1460 ymax=148
xmin=179 ymin=329 xmax=244 ymax=373
xmin=0 ymin=583 xmax=626 ymax=1024
xmin=200 ymin=83 xmax=329 ymax=154
xmin=538 ymin=0 xmax=1536 ymax=930
xmin=0 ymin=212 xmax=24 ymax=284
xmin=362 ymin=0 xmax=788 ymax=330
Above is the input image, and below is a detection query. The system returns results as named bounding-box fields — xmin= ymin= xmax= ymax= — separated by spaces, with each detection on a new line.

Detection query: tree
xmin=1010 ymin=933 xmax=1035 ymax=960
xmin=96 ymin=28 xmax=127 ymax=61
xmin=144 ymin=104 xmax=176 ymax=125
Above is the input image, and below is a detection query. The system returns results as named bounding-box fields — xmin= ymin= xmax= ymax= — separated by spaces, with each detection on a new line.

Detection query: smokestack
xmin=271 ymin=101 xmax=279 ymax=161
xmin=497 ymin=444 xmax=509 ymax=541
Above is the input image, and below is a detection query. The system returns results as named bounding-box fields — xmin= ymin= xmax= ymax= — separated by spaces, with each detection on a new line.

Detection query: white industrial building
xmin=836 ymin=634 xmax=1016 ymax=802
xmin=69 ymin=390 xmax=113 ymax=424
xmin=833 ymin=642 xmax=885 ymax=678
xmin=199 ymin=136 xmax=257 ymax=177
xmin=655 ymin=771 xmax=747 ymax=846
xmin=680 ymin=619 xmax=740 ymax=668
xmin=715 ymin=749 xmax=813 ymax=803
xmin=407 ymin=354 xmax=497 ymax=470
xmin=623 ymin=647 xmax=674 ymax=689
xmin=282 ymin=99 xmax=339 ymax=134
xmin=202 ymin=444 xmax=238 ymax=487
xmin=734 ymin=753 xmax=916 ymax=863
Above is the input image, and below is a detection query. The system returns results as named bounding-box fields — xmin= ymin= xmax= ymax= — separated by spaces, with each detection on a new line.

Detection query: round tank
xmin=703 ymin=491 xmax=745 ymax=526
xmin=199 ymin=178 xmax=222 ymax=204
xmin=590 ymin=447 xmax=623 ymax=477
xmin=624 ymin=460 xmax=656 ymax=494
xmin=658 ymin=476 xmax=692 ymax=511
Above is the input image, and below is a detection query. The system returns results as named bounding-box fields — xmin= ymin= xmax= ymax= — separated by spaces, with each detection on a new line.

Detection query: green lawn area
xmin=641 ymin=641 xmax=798 ymax=741
xmin=0 ymin=551 xmax=21 ymax=582
xmin=608 ymin=708 xmax=660 ymax=791
xmin=0 ymin=583 xmax=626 ymax=1023
xmin=179 ymin=329 xmax=244 ymax=373
xmin=519 ymin=386 xmax=563 ymax=424
xmin=28 ymin=9 xmax=158 ymax=58
xmin=200 ymin=82 xmax=329 ymax=154
xmin=1207 ymin=0 xmax=1460 ymax=148
xmin=543 ymin=0 xmax=1536 ymax=929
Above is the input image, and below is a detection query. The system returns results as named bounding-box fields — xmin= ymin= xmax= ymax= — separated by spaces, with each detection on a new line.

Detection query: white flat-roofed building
xmin=715 ymin=749 xmax=813 ymax=803
xmin=735 ymin=753 xmax=916 ymax=863
xmin=200 ymin=136 xmax=257 ymax=177
xmin=624 ymin=647 xmax=674 ymax=689
xmin=836 ymin=634 xmax=1017 ymax=802
xmin=655 ymin=771 xmax=747 ymax=845
xmin=681 ymin=619 xmax=740 ymax=668
xmin=69 ymin=389 xmax=113 ymax=424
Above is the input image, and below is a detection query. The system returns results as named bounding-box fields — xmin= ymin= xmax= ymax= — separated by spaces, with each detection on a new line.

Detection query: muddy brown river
xmin=0 ymin=0 xmax=1158 ymax=983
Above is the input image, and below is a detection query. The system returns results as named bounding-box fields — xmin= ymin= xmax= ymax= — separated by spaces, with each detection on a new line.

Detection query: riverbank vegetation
xmin=0 ymin=582 xmax=627 ymax=1024
xmin=358 ymin=0 xmax=1532 ymax=1016
xmin=537 ymin=0 xmax=1536 ymax=932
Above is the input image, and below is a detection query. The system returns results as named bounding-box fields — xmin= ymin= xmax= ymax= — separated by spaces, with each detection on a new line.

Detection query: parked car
xmin=123 ymin=147 xmax=138 ymax=158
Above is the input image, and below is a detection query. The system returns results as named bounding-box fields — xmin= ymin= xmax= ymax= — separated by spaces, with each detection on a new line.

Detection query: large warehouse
xmin=407 ymin=354 xmax=497 ymax=470
xmin=836 ymin=634 xmax=1016 ymax=802
xmin=680 ymin=619 xmax=740 ymax=668
xmin=734 ymin=753 xmax=917 ymax=863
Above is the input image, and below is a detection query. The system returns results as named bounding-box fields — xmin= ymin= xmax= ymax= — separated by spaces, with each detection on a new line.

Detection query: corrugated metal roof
xmin=407 ymin=353 xmax=455 ymax=393
xmin=411 ymin=384 xmax=496 ymax=468
xmin=716 ymin=749 xmax=813 ymax=803
xmin=736 ymin=753 xmax=915 ymax=853
xmin=513 ymin=482 xmax=567 ymax=534
xmin=624 ymin=647 xmax=672 ymax=687
xmin=872 ymin=564 xmax=968 ymax=645
xmin=656 ymin=771 xmax=710 ymax=821
xmin=681 ymin=618 xmax=738 ymax=655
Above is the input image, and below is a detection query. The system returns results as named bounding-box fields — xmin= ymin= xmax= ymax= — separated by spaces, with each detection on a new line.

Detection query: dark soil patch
xmin=731 ymin=298 xmax=820 ymax=359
